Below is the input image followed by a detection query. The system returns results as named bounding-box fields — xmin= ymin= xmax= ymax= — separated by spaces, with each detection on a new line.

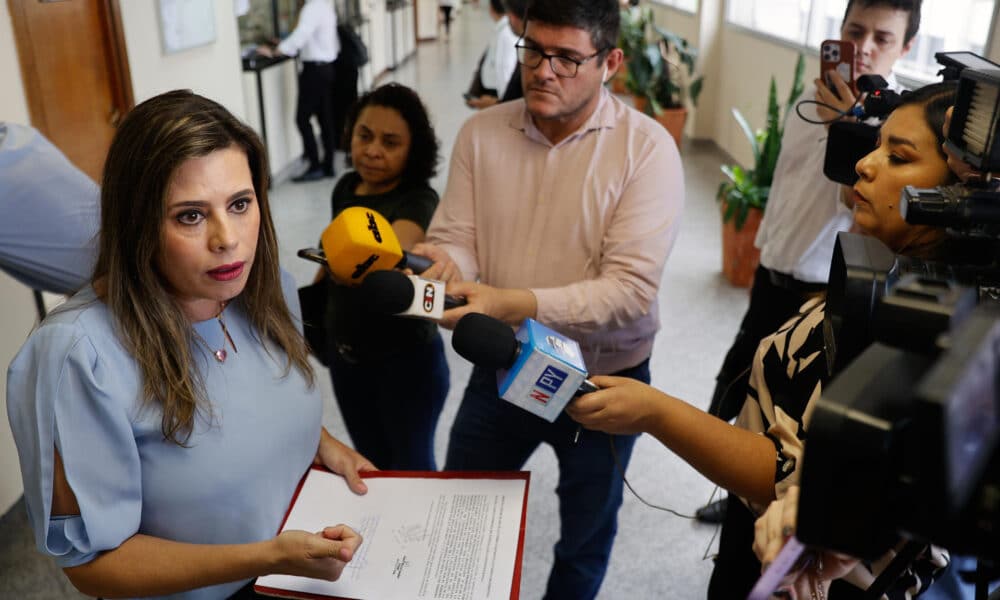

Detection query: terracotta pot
xmin=632 ymin=96 xmax=686 ymax=149
xmin=721 ymin=205 xmax=763 ymax=288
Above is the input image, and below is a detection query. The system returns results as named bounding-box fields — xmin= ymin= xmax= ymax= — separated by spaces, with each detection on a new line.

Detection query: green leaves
xmin=718 ymin=53 xmax=805 ymax=231
xmin=621 ymin=14 xmax=701 ymax=113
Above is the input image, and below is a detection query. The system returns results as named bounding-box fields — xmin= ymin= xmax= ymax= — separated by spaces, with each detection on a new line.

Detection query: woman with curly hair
xmin=316 ymin=83 xmax=450 ymax=471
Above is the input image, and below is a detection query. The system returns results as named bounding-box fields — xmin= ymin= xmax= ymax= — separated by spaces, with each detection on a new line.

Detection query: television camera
xmin=795 ymin=52 xmax=1000 ymax=597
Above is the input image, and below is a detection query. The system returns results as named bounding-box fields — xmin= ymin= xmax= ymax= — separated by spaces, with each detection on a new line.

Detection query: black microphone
xmin=359 ymin=270 xmax=466 ymax=320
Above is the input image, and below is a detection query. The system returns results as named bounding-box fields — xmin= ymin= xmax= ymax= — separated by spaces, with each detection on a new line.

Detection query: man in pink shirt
xmin=415 ymin=1 xmax=683 ymax=596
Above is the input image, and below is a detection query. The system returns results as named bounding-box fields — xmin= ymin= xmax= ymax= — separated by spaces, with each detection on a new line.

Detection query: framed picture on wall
xmin=158 ymin=0 xmax=217 ymax=54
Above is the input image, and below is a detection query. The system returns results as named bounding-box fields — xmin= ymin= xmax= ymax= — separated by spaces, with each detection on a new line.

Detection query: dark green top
xmin=324 ymin=171 xmax=440 ymax=362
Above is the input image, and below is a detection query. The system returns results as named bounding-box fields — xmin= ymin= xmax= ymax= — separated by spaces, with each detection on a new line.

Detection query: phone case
xmin=820 ymin=40 xmax=856 ymax=97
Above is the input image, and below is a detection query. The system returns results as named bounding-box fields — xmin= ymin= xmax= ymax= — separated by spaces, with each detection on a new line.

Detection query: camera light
xmin=946 ymin=68 xmax=1000 ymax=172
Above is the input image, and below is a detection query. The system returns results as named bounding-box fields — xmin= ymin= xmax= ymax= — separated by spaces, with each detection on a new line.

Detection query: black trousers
xmin=296 ymin=61 xmax=336 ymax=172
xmin=331 ymin=58 xmax=359 ymax=152
xmin=709 ymin=265 xmax=824 ymax=421
xmin=707 ymin=496 xmax=866 ymax=599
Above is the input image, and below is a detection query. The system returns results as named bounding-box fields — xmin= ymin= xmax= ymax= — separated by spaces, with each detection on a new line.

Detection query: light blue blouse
xmin=6 ymin=271 xmax=322 ymax=599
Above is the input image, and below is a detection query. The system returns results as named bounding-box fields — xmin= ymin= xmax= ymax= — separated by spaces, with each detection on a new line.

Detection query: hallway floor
xmin=0 ymin=4 xmax=750 ymax=598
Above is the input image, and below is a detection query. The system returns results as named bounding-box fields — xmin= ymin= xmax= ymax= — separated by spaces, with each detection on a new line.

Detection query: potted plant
xmin=627 ymin=24 xmax=704 ymax=147
xmin=717 ymin=54 xmax=805 ymax=287
xmin=612 ymin=6 xmax=650 ymax=94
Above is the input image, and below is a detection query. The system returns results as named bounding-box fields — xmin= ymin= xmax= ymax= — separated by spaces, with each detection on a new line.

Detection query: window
xmin=653 ymin=0 xmax=699 ymax=13
xmin=727 ymin=0 xmax=997 ymax=82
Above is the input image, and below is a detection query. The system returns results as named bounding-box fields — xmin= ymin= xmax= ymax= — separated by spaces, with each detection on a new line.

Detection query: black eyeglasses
xmin=515 ymin=44 xmax=606 ymax=78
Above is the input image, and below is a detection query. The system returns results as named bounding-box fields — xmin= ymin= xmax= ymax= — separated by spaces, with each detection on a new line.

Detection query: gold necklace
xmin=192 ymin=304 xmax=238 ymax=363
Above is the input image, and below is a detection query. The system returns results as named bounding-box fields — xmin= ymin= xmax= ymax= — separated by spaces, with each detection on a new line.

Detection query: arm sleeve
xmin=6 ymin=322 xmax=143 ymax=568
xmin=0 ymin=124 xmax=98 ymax=294
xmin=277 ymin=3 xmax=322 ymax=56
xmin=530 ymin=132 xmax=684 ymax=333
xmin=425 ymin=122 xmax=481 ymax=281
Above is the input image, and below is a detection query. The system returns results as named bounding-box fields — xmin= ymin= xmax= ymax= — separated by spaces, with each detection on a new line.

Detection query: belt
xmin=766 ymin=268 xmax=827 ymax=295
xmin=302 ymin=59 xmax=335 ymax=66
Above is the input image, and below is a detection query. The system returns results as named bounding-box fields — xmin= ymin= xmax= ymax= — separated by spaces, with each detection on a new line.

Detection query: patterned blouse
xmin=735 ymin=297 xmax=949 ymax=598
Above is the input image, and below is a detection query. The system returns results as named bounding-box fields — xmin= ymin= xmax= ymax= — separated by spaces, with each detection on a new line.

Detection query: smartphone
xmin=820 ymin=39 xmax=856 ymax=99
xmin=747 ymin=537 xmax=813 ymax=600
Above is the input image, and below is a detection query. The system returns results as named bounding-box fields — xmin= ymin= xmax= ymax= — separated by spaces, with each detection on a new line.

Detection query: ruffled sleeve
xmin=6 ymin=319 xmax=143 ymax=568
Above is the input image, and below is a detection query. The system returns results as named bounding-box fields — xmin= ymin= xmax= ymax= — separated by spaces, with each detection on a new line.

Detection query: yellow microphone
xmin=297 ymin=207 xmax=433 ymax=285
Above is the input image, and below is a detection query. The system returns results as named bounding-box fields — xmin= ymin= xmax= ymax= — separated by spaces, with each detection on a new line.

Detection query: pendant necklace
xmin=192 ymin=303 xmax=238 ymax=363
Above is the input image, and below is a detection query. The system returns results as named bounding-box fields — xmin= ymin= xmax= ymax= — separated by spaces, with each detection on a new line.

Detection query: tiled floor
xmin=0 ymin=4 xmax=750 ymax=599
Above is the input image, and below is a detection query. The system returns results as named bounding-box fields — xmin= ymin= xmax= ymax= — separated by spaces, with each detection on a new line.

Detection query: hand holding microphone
xmin=564 ymin=375 xmax=667 ymax=436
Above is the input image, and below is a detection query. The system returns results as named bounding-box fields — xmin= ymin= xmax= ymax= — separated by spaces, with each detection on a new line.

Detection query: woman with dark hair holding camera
xmin=567 ymin=81 xmax=989 ymax=598
xmin=6 ymin=90 xmax=375 ymax=599
xmin=314 ymin=83 xmax=450 ymax=472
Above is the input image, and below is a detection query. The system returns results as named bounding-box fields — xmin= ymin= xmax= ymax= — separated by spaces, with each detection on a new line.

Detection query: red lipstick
xmin=208 ymin=262 xmax=245 ymax=281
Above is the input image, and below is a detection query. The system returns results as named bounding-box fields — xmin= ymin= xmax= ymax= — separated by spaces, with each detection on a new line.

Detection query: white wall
xmin=0 ymin=1 xmax=30 ymax=124
xmin=715 ymin=30 xmax=819 ymax=167
xmin=0 ymin=278 xmax=41 ymax=515
xmin=242 ymin=60 xmax=303 ymax=178
xmin=416 ymin=0 xmax=438 ymax=41
xmin=119 ymin=0 xmax=247 ymax=119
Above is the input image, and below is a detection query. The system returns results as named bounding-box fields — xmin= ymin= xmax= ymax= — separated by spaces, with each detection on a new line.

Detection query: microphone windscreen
xmin=320 ymin=207 xmax=404 ymax=284
xmin=359 ymin=270 xmax=414 ymax=314
xmin=452 ymin=313 xmax=519 ymax=369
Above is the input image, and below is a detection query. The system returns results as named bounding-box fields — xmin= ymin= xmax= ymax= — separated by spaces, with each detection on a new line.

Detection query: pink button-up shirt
xmin=428 ymin=89 xmax=684 ymax=374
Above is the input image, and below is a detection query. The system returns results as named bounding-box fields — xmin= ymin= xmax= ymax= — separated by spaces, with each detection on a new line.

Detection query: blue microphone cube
xmin=497 ymin=319 xmax=588 ymax=422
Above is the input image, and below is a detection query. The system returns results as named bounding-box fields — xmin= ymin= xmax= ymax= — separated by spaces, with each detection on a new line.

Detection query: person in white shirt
xmin=466 ymin=0 xmax=519 ymax=109
xmin=259 ymin=0 xmax=340 ymax=182
xmin=708 ymin=0 xmax=920 ymax=427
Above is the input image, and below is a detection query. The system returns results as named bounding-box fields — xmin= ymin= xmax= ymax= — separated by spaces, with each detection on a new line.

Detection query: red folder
xmin=255 ymin=466 xmax=530 ymax=600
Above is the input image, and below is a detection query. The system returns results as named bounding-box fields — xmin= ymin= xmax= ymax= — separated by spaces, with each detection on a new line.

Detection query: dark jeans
xmin=328 ymin=333 xmax=449 ymax=470
xmin=445 ymin=358 xmax=651 ymax=600
xmin=296 ymin=61 xmax=336 ymax=172
xmin=709 ymin=265 xmax=822 ymax=421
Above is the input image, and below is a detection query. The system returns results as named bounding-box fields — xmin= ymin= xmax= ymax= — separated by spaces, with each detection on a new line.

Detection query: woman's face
xmin=852 ymin=104 xmax=952 ymax=252
xmin=350 ymin=105 xmax=412 ymax=193
xmin=157 ymin=145 xmax=260 ymax=321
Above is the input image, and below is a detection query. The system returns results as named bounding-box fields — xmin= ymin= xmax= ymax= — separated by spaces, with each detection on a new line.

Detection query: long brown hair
xmin=93 ymin=90 xmax=314 ymax=445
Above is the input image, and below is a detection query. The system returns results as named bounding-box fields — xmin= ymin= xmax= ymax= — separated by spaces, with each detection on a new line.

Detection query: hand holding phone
xmin=820 ymin=40 xmax=856 ymax=100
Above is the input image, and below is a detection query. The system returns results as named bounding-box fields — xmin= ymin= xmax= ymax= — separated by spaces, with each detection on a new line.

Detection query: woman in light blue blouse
xmin=6 ymin=90 xmax=375 ymax=599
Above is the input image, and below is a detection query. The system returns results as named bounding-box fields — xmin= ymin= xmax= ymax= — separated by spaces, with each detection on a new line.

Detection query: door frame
xmin=7 ymin=0 xmax=134 ymax=132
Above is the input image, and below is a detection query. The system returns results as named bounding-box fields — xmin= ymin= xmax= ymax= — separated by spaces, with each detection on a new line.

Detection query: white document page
xmin=256 ymin=469 xmax=529 ymax=600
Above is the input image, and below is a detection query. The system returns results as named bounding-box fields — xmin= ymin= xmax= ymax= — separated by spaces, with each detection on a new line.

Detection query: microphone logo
xmin=351 ymin=254 xmax=379 ymax=279
xmin=546 ymin=335 xmax=580 ymax=361
xmin=529 ymin=365 xmax=569 ymax=405
xmin=422 ymin=283 xmax=435 ymax=312
xmin=366 ymin=212 xmax=383 ymax=243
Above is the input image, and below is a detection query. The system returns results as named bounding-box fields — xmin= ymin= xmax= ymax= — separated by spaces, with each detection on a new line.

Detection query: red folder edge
xmin=254 ymin=465 xmax=532 ymax=600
